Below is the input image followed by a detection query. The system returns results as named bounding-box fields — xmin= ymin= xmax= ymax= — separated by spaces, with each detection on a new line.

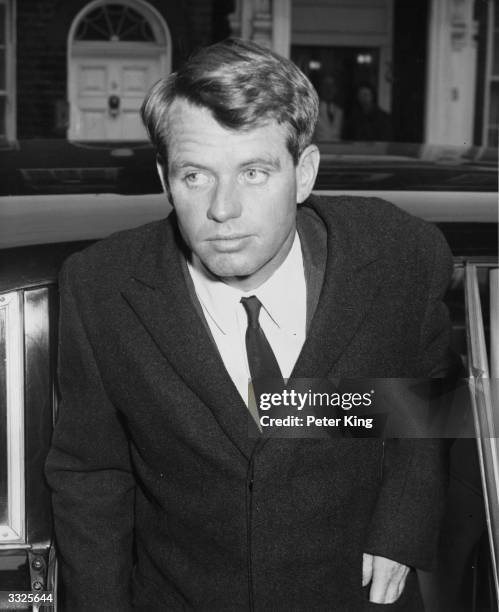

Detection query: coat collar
xmin=291 ymin=195 xmax=382 ymax=379
xmin=120 ymin=197 xmax=382 ymax=460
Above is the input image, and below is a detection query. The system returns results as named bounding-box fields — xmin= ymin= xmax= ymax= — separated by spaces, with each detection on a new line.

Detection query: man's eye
xmin=243 ymin=168 xmax=268 ymax=184
xmin=184 ymin=172 xmax=210 ymax=187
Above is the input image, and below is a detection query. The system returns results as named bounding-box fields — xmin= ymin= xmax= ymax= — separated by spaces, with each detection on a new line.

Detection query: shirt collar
xmin=252 ymin=233 xmax=305 ymax=334
xmin=187 ymin=231 xmax=305 ymax=335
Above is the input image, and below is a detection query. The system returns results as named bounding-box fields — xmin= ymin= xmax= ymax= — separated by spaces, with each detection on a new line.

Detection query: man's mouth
xmin=207 ymin=234 xmax=251 ymax=251
xmin=208 ymin=233 xmax=250 ymax=240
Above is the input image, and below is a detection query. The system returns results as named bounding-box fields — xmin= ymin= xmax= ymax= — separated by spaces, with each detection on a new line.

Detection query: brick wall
xmin=16 ymin=0 xmax=216 ymax=139
xmin=17 ymin=0 xmax=74 ymax=138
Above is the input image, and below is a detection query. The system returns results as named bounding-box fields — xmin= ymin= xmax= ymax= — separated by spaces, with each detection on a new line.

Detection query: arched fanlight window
xmin=74 ymin=3 xmax=156 ymax=42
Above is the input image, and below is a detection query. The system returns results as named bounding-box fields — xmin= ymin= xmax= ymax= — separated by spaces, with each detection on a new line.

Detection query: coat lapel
xmin=120 ymin=215 xmax=258 ymax=460
xmin=292 ymin=197 xmax=383 ymax=380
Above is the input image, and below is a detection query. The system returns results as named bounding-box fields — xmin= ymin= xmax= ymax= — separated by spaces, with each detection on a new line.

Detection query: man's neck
xmin=209 ymin=230 xmax=297 ymax=292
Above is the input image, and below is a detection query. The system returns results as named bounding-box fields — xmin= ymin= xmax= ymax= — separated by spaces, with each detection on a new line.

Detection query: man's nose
xmin=207 ymin=180 xmax=242 ymax=222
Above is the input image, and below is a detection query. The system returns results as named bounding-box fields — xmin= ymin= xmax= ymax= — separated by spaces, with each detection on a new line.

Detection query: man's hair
xmin=141 ymin=38 xmax=319 ymax=165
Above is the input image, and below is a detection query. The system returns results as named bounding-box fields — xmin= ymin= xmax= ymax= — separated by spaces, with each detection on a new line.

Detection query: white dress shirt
xmin=187 ymin=232 xmax=307 ymax=405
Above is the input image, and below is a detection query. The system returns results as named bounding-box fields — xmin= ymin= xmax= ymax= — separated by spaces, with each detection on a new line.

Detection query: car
xmin=0 ymin=139 xmax=497 ymax=611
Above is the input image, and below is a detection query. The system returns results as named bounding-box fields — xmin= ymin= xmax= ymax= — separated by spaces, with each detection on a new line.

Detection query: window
xmin=0 ymin=0 xmax=15 ymax=142
xmin=74 ymin=3 xmax=156 ymax=42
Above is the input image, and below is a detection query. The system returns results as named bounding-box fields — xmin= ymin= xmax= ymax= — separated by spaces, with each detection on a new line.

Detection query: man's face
xmin=161 ymin=99 xmax=317 ymax=290
xmin=358 ymin=87 xmax=374 ymax=111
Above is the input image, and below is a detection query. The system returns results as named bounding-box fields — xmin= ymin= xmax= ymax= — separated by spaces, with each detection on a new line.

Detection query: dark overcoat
xmin=45 ymin=195 xmax=455 ymax=611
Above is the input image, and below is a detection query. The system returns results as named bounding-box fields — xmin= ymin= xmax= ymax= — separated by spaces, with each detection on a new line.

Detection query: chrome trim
xmin=491 ymin=269 xmax=498 ymax=380
xmin=24 ymin=287 xmax=55 ymax=546
xmin=464 ymin=263 xmax=499 ymax=600
xmin=0 ymin=291 xmax=25 ymax=544
xmin=0 ymin=543 xmax=31 ymax=550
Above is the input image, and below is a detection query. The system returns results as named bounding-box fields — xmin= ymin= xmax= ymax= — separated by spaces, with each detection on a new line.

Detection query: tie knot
xmin=241 ymin=295 xmax=262 ymax=329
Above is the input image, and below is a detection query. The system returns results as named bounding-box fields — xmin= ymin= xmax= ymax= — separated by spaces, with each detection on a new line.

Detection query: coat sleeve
xmin=45 ymin=255 xmax=135 ymax=612
xmin=364 ymin=224 xmax=457 ymax=570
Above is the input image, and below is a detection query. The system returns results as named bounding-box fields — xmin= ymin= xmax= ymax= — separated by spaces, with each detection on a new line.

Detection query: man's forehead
xmin=165 ymin=98 xmax=291 ymax=165
xmin=166 ymin=97 xmax=287 ymax=141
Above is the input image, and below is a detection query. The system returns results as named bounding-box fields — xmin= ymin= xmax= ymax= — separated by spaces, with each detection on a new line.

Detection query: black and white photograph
xmin=0 ymin=0 xmax=497 ymax=610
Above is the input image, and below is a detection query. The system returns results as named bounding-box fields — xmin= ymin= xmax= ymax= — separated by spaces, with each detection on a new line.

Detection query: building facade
xmin=0 ymin=0 xmax=496 ymax=146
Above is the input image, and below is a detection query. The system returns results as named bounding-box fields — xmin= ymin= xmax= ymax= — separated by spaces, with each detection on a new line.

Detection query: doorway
xmin=67 ymin=0 xmax=171 ymax=141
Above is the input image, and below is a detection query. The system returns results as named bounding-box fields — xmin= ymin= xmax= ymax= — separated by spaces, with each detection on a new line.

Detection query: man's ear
xmin=296 ymin=144 xmax=320 ymax=204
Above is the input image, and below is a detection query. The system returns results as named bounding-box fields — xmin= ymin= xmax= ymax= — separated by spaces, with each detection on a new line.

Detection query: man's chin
xmin=198 ymin=252 xmax=257 ymax=280
xmin=204 ymin=262 xmax=255 ymax=281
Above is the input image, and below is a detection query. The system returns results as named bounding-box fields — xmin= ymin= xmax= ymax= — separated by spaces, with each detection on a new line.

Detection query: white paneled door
xmin=71 ymin=55 xmax=160 ymax=140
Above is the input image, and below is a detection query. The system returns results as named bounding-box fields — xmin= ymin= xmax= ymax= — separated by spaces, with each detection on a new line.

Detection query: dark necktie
xmin=241 ymin=296 xmax=283 ymax=388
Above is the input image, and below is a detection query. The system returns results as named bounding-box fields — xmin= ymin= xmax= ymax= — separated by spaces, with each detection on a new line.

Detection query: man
xmin=314 ymin=74 xmax=344 ymax=142
xmin=46 ymin=39 xmax=454 ymax=611
xmin=345 ymin=82 xmax=393 ymax=142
